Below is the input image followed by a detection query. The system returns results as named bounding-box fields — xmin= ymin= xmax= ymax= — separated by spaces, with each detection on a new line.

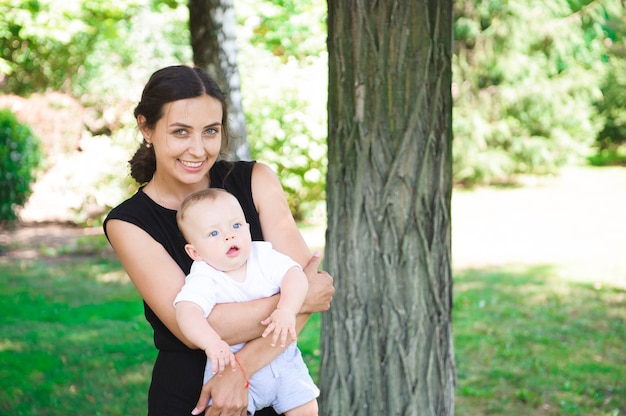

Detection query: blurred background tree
xmin=189 ymin=0 xmax=251 ymax=160
xmin=594 ymin=9 xmax=626 ymax=163
xmin=453 ymin=0 xmax=625 ymax=184
xmin=0 ymin=0 xmax=624 ymax=224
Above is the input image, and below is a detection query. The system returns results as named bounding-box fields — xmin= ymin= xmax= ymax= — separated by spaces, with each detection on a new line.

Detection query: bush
xmin=0 ymin=109 xmax=44 ymax=223
xmin=452 ymin=0 xmax=611 ymax=185
xmin=596 ymin=57 xmax=626 ymax=150
xmin=236 ymin=0 xmax=328 ymax=221
xmin=241 ymin=53 xmax=328 ymax=221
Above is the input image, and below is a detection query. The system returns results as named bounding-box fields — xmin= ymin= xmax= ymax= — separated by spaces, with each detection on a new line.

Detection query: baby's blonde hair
xmin=176 ymin=188 xmax=233 ymax=240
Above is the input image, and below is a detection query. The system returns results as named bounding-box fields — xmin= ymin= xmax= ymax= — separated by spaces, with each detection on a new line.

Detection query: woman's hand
xmin=192 ymin=367 xmax=249 ymax=416
xmin=301 ymin=252 xmax=335 ymax=314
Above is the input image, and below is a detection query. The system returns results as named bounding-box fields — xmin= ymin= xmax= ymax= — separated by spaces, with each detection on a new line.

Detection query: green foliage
xmin=0 ymin=109 xmax=44 ymax=223
xmin=0 ymin=0 xmax=191 ymax=103
xmin=452 ymin=0 xmax=620 ymax=185
xmin=1 ymin=0 xmax=191 ymax=225
xmin=237 ymin=0 xmax=328 ymax=220
xmin=241 ymin=55 xmax=328 ymax=220
xmin=587 ymin=146 xmax=626 ymax=166
xmin=3 ymin=0 xmax=626 ymax=220
xmin=76 ymin=0 xmax=192 ymax=107
xmin=596 ymin=51 xmax=626 ymax=150
xmin=0 ymin=0 xmax=133 ymax=95
xmin=588 ymin=6 xmax=626 ymax=165
xmin=237 ymin=0 xmax=326 ymax=61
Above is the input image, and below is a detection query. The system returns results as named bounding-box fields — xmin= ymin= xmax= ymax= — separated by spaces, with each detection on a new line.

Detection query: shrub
xmin=241 ymin=53 xmax=328 ymax=221
xmin=452 ymin=0 xmax=610 ymax=185
xmin=0 ymin=109 xmax=44 ymax=223
xmin=234 ymin=0 xmax=328 ymax=221
xmin=596 ymin=57 xmax=626 ymax=150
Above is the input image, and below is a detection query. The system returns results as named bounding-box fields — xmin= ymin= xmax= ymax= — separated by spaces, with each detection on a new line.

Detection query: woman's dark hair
xmin=129 ymin=65 xmax=230 ymax=184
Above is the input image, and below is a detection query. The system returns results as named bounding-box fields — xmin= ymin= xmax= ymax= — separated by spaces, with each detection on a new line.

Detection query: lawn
xmin=2 ymin=257 xmax=624 ymax=415
xmin=1 ymin=166 xmax=625 ymax=415
xmin=453 ymin=265 xmax=625 ymax=415
xmin=0 ymin=259 xmax=155 ymax=415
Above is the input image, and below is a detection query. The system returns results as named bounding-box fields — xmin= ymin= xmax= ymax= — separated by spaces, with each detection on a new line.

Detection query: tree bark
xmin=321 ymin=1 xmax=455 ymax=415
xmin=188 ymin=0 xmax=250 ymax=160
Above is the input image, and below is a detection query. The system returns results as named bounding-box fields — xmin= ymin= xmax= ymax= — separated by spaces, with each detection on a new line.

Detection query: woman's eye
xmin=173 ymin=128 xmax=187 ymax=136
xmin=204 ymin=127 xmax=218 ymax=136
xmin=209 ymin=230 xmax=219 ymax=237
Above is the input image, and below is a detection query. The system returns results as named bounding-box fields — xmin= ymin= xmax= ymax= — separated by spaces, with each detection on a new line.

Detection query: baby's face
xmin=184 ymin=194 xmax=252 ymax=272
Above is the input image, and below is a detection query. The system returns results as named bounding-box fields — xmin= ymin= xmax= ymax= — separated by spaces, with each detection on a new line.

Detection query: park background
xmin=1 ymin=0 xmax=625 ymax=414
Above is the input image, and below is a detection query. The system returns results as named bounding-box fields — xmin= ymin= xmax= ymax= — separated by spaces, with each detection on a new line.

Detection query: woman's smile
xmin=179 ymin=159 xmax=206 ymax=170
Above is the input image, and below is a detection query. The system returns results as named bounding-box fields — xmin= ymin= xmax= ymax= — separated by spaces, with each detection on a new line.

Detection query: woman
xmin=104 ymin=65 xmax=334 ymax=416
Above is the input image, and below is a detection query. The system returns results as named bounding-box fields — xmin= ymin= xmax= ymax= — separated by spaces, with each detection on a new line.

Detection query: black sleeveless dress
xmin=104 ymin=160 xmax=281 ymax=416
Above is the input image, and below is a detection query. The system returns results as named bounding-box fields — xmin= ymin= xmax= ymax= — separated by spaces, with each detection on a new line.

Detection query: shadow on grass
xmin=454 ymin=264 xmax=626 ymax=416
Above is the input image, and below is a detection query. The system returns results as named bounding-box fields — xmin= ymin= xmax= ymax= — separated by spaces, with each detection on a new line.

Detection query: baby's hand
xmin=260 ymin=308 xmax=296 ymax=347
xmin=205 ymin=340 xmax=236 ymax=375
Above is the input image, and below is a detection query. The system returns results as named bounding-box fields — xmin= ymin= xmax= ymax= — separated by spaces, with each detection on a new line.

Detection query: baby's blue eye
xmin=209 ymin=230 xmax=219 ymax=237
xmin=233 ymin=223 xmax=241 ymax=229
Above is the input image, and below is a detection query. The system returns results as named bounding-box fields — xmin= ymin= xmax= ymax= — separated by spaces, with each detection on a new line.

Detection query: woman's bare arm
xmin=252 ymin=163 xmax=312 ymax=266
xmin=252 ymin=162 xmax=334 ymax=314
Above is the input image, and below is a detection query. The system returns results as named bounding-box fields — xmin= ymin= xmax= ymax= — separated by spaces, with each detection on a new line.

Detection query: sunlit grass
xmin=453 ymin=265 xmax=626 ymax=415
xmin=0 ymin=257 xmax=324 ymax=415
xmin=1 ymin=256 xmax=624 ymax=415
xmin=0 ymin=258 xmax=154 ymax=415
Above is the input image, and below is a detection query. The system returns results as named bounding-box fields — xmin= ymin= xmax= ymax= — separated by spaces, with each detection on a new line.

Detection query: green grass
xmin=0 ymin=258 xmax=154 ymax=415
xmin=1 ymin=258 xmax=624 ymax=415
xmin=454 ymin=265 xmax=626 ymax=415
xmin=0 ymin=257 xmax=323 ymax=415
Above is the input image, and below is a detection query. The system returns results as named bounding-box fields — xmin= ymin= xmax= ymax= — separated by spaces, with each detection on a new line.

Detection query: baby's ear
xmin=184 ymin=244 xmax=202 ymax=261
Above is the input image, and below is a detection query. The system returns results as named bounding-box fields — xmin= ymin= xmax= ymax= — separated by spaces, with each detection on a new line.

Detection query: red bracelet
xmin=233 ymin=356 xmax=250 ymax=389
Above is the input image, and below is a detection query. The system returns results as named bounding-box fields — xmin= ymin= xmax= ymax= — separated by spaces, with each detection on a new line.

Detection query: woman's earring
xmin=145 ymin=141 xmax=152 ymax=148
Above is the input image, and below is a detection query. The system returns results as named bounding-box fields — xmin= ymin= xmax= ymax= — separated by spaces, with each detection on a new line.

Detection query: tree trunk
xmin=188 ymin=0 xmax=250 ymax=160
xmin=321 ymin=1 xmax=455 ymax=415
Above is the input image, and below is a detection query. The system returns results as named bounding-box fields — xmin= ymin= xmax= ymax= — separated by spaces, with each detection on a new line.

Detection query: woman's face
xmin=146 ymin=95 xmax=223 ymax=185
